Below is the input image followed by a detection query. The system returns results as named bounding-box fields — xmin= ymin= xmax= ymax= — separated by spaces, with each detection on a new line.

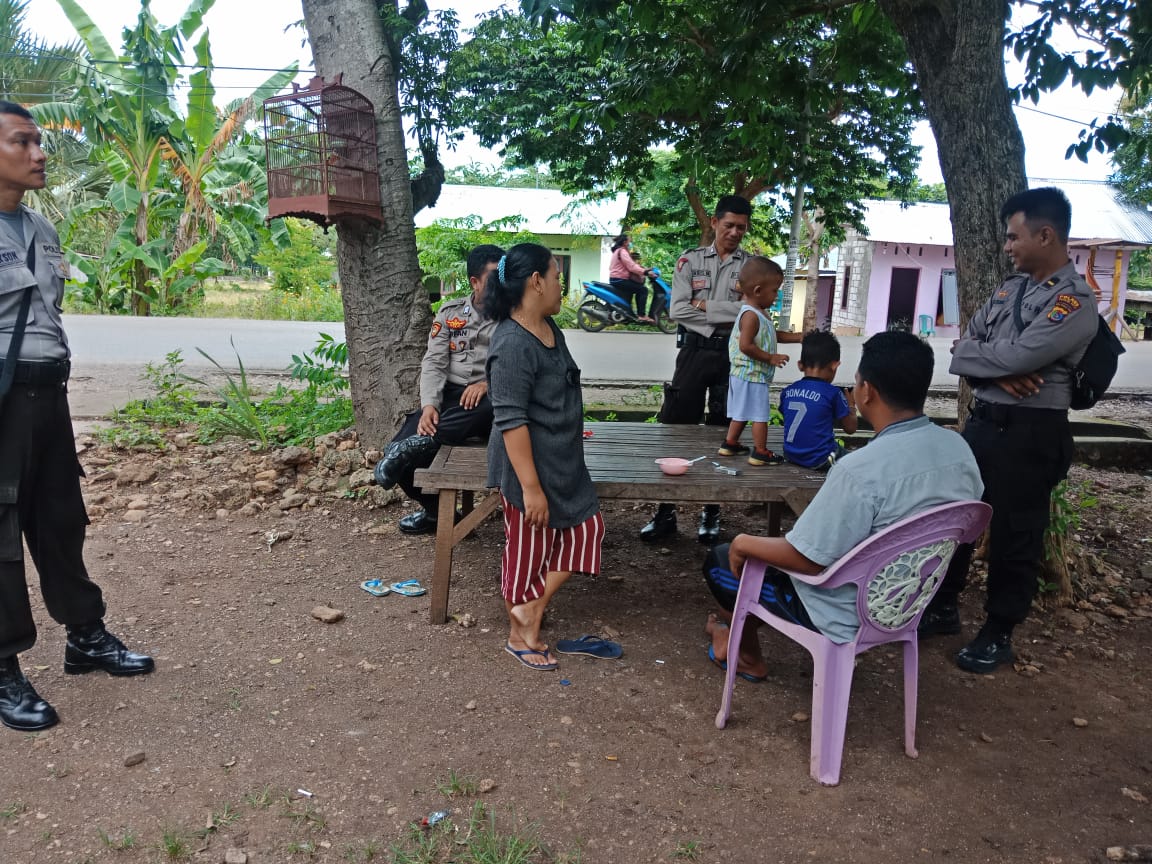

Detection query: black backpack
xmin=1012 ymin=279 xmax=1125 ymax=410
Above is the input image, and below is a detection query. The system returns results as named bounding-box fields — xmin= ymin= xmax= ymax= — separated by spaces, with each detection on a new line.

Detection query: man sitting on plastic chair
xmin=704 ymin=330 xmax=983 ymax=681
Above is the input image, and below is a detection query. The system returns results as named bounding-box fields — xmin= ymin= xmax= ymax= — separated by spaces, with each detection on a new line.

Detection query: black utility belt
xmin=677 ymin=326 xmax=731 ymax=351
xmin=0 ymin=359 xmax=71 ymax=386
xmin=970 ymin=399 xmax=1067 ymax=425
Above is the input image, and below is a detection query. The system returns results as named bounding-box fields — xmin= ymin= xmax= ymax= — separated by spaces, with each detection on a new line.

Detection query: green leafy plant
xmin=254 ymin=218 xmax=337 ymax=294
xmin=290 ymin=333 xmax=349 ymax=392
xmin=96 ymin=828 xmax=137 ymax=851
xmin=436 ymin=769 xmax=478 ymax=797
xmin=158 ymin=827 xmax=190 ymax=859
xmin=182 ymin=341 xmax=269 ymax=448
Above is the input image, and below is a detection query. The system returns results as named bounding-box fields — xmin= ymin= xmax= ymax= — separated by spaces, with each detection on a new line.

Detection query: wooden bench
xmin=414 ymin=422 xmax=826 ymax=624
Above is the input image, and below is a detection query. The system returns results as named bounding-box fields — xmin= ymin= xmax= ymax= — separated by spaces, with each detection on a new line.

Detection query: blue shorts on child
xmin=727 ymin=376 xmax=773 ymax=422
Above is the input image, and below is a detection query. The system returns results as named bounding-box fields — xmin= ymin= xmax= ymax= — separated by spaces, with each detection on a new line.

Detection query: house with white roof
xmin=413 ymin=185 xmax=629 ymax=292
xmin=829 ymin=180 xmax=1152 ymax=338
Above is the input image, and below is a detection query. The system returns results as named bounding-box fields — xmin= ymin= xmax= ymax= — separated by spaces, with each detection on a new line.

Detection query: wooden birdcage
xmin=263 ymin=75 xmax=382 ymax=226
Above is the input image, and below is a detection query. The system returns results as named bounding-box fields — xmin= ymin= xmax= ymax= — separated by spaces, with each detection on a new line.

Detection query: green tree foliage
xmin=253 ymin=218 xmax=336 ymax=294
xmin=0 ymin=0 xmax=81 ymax=104
xmin=454 ymin=6 xmax=922 ymax=244
xmin=416 ymin=216 xmax=542 ymax=290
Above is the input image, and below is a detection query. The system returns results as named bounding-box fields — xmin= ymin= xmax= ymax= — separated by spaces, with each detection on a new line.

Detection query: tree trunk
xmin=780 ymin=182 xmax=805 ymax=329
xmin=801 ymin=209 xmax=825 ymax=332
xmin=877 ymin=0 xmax=1027 ymax=423
xmin=132 ymin=197 xmax=150 ymax=316
xmin=302 ymin=0 xmax=429 ymax=449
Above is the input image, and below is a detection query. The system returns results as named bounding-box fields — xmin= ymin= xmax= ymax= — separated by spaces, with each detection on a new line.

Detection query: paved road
xmin=63 ymin=315 xmax=1152 ymax=417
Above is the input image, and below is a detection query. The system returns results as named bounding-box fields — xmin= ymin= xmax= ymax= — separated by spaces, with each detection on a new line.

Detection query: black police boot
xmin=0 ymin=656 xmax=58 ymax=731
xmin=955 ymin=620 xmax=1015 ymax=674
xmin=373 ymin=435 xmax=440 ymax=490
xmin=918 ymin=603 xmax=961 ymax=638
xmin=398 ymin=509 xmax=438 ymax=536
xmin=698 ymin=505 xmax=721 ymax=546
xmin=64 ymin=623 xmax=155 ymax=677
xmin=639 ymin=504 xmax=677 ymax=542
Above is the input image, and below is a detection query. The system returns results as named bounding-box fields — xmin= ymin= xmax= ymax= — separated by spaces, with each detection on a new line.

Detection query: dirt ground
xmin=1 ymin=431 xmax=1151 ymax=864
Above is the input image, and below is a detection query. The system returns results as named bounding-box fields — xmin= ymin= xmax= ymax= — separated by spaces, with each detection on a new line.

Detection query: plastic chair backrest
xmin=808 ymin=501 xmax=990 ymax=644
xmin=918 ymin=314 xmax=934 ymax=336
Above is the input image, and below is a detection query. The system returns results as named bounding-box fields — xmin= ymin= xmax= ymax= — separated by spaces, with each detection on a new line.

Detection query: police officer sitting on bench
xmin=373 ymin=245 xmax=503 ymax=534
xmin=923 ymin=187 xmax=1096 ymax=673
xmin=0 ymin=101 xmax=154 ymax=732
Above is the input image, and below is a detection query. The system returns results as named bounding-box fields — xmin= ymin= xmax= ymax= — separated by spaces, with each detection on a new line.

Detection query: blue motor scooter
xmin=576 ymin=269 xmax=676 ymax=334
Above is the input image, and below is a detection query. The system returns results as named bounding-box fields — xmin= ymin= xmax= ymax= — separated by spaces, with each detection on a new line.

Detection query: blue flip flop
xmin=389 ymin=579 xmax=427 ymax=597
xmin=707 ymin=644 xmax=767 ymax=683
xmin=360 ymin=579 xmax=390 ymax=597
xmin=504 ymin=643 xmax=558 ymax=671
xmin=555 ymin=635 xmax=623 ymax=659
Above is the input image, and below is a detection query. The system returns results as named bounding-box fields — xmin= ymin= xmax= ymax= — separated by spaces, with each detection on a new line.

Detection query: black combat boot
xmin=640 ymin=503 xmax=677 ymax=542
xmin=698 ymin=505 xmax=721 ymax=545
xmin=955 ymin=619 xmax=1015 ymax=674
xmin=64 ymin=623 xmax=155 ymax=677
xmin=0 ymin=656 xmax=58 ymax=731
xmin=373 ymin=435 xmax=440 ymax=489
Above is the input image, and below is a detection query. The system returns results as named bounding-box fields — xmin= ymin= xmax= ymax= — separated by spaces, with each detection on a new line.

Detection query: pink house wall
xmin=863 ymin=242 xmax=960 ymax=337
xmin=861 ymin=242 xmax=1133 ymax=336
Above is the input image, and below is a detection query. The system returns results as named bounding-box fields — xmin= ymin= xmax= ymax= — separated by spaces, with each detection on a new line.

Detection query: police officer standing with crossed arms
xmin=0 ymin=102 xmax=154 ymax=732
xmin=921 ymin=187 xmax=1097 ymax=673
xmin=640 ymin=195 xmax=752 ymax=545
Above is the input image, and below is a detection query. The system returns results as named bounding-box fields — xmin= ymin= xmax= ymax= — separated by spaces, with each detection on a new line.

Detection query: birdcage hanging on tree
xmin=263 ymin=75 xmax=382 ymax=227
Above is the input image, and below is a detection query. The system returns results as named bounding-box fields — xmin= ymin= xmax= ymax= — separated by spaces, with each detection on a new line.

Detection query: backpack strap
xmin=0 ymin=282 xmax=35 ymax=403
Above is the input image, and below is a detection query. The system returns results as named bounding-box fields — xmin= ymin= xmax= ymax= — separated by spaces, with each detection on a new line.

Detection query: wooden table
xmin=414 ymin=422 xmax=827 ymax=624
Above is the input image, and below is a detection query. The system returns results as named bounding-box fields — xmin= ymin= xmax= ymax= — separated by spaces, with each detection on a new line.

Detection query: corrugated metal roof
xmin=860 ymin=180 xmax=1152 ymax=247
xmin=413 ymin=184 xmax=629 ymax=237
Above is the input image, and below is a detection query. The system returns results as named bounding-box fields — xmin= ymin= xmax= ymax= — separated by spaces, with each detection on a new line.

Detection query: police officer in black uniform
xmin=922 ymin=187 xmax=1097 ymax=673
xmin=373 ymin=245 xmax=503 ymax=534
xmin=0 ymin=102 xmax=153 ymax=732
xmin=640 ymin=196 xmax=752 ymax=545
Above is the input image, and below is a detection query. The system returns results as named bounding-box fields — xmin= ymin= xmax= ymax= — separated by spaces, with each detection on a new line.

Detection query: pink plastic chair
xmin=714 ymin=500 xmax=991 ymax=786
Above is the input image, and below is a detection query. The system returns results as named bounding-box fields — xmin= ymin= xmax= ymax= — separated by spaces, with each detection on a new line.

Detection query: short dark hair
xmin=0 ymin=101 xmax=34 ymax=122
xmin=611 ymin=233 xmax=629 ymax=251
xmin=715 ymin=195 xmax=752 ymax=220
xmin=466 ymin=244 xmax=504 ymax=280
xmin=739 ymin=255 xmax=783 ymax=284
xmin=799 ymin=330 xmax=841 ymax=369
xmin=481 ymin=242 xmax=554 ymax=321
xmin=857 ymin=331 xmax=933 ymax=412
xmin=1000 ymin=187 xmax=1072 ymax=244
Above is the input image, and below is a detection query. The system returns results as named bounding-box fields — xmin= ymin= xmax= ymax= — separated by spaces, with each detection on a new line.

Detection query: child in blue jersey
xmin=719 ymin=257 xmax=802 ymax=466
xmin=779 ymin=331 xmax=858 ymax=469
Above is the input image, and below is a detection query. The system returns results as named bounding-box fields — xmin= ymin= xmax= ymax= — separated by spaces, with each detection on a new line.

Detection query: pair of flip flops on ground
xmin=359 ymin=579 xmax=426 ymax=597
xmin=504 ymin=635 xmax=624 ymax=671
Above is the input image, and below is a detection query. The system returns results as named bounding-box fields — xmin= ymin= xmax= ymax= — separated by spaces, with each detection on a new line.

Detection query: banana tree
xmin=36 ymin=0 xmax=215 ymax=314
xmin=161 ymin=31 xmax=297 ymax=256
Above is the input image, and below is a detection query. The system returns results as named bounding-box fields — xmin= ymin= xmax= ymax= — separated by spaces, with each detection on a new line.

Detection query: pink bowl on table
xmin=655 ymin=457 xmax=693 ymax=476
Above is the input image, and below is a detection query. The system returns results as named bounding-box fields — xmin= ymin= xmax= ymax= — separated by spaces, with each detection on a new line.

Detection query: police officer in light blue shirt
xmin=0 ymin=102 xmax=154 ymax=733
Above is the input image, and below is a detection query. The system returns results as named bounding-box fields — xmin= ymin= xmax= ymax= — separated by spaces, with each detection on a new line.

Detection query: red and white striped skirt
xmin=500 ymin=495 xmax=605 ymax=605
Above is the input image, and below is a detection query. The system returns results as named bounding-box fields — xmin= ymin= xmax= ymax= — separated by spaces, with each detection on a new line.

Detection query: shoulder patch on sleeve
xmin=1056 ymin=293 xmax=1081 ymax=311
xmin=430 ymin=321 xmax=442 ymax=337
xmin=677 ymin=256 xmax=690 ymax=272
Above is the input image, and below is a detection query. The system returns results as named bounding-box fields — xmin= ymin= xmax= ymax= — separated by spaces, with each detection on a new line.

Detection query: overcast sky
xmin=23 ymin=0 xmax=1127 ymax=185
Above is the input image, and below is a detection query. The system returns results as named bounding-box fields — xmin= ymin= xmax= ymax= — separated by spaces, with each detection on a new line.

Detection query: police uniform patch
xmin=430 ymin=321 xmax=442 ymax=337
xmin=691 ymin=277 xmax=707 ymax=292
xmin=677 ymin=257 xmax=689 ymax=272
xmin=445 ymin=316 xmax=467 ymax=330
xmin=1056 ymin=293 xmax=1081 ymax=311
xmin=993 ymin=289 xmax=1010 ymax=304
xmin=449 ymin=341 xmax=457 ymax=351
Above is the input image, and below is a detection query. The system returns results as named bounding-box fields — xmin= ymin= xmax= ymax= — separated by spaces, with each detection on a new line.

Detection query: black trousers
xmin=934 ymin=407 xmax=1073 ymax=627
xmin=658 ymin=345 xmax=730 ymax=427
xmin=609 ymin=278 xmax=648 ymax=316
xmin=0 ymin=382 xmax=105 ymax=659
xmin=391 ymin=383 xmax=494 ymax=513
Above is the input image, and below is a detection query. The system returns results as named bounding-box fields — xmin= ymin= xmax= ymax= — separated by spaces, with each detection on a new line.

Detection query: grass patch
xmin=190 ymin=282 xmax=344 ymax=322
xmin=281 ymin=800 xmax=327 ymax=833
xmin=243 ymin=785 xmax=276 ymax=809
xmin=387 ymin=802 xmax=577 ymax=863
xmin=99 ymin=343 xmax=354 ymax=452
xmin=97 ymin=827 xmax=138 ymax=851
xmin=1 ymin=800 xmax=27 ymax=820
xmin=436 ymin=769 xmax=479 ymax=797
xmin=671 ymin=839 xmax=702 ymax=860
xmin=157 ymin=827 xmax=190 ymax=859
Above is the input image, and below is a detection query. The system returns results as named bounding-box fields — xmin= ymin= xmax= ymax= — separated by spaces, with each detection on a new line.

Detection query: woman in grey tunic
xmin=483 ymin=244 xmax=605 ymax=671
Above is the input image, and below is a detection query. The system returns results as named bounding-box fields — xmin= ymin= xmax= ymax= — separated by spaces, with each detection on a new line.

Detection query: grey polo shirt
xmin=785 ymin=415 xmax=984 ymax=643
